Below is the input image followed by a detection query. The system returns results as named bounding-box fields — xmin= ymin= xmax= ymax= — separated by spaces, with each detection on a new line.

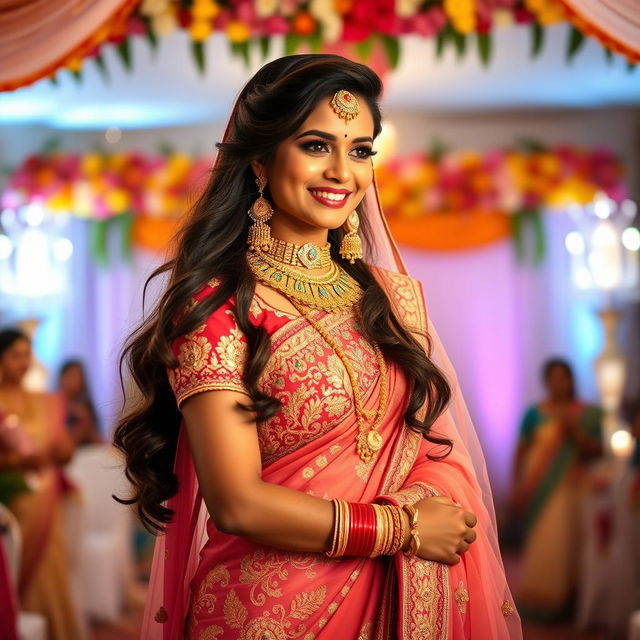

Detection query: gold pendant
xmin=356 ymin=430 xmax=383 ymax=463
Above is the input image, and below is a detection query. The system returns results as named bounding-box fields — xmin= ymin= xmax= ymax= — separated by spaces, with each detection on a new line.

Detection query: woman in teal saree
xmin=511 ymin=358 xmax=603 ymax=621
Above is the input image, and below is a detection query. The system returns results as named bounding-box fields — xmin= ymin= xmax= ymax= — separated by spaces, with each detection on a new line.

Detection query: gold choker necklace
xmin=263 ymin=236 xmax=332 ymax=270
xmin=247 ymin=248 xmax=363 ymax=312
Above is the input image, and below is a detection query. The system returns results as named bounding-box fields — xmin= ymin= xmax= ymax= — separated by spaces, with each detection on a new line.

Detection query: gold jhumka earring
xmin=330 ymin=89 xmax=364 ymax=264
xmin=247 ymin=174 xmax=274 ymax=251
xmin=339 ymin=210 xmax=363 ymax=264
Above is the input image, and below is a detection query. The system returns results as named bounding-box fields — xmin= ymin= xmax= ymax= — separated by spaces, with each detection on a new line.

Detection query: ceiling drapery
xmin=0 ymin=0 xmax=638 ymax=92
xmin=558 ymin=0 xmax=640 ymax=62
xmin=0 ymin=0 xmax=139 ymax=91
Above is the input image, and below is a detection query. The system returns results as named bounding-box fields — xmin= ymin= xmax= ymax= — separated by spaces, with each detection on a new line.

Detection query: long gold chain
xmin=286 ymin=297 xmax=387 ymax=464
xmin=247 ymin=249 xmax=363 ymax=312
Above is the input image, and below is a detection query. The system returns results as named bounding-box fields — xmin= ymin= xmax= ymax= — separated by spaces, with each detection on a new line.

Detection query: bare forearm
xmin=214 ymin=480 xmax=411 ymax=555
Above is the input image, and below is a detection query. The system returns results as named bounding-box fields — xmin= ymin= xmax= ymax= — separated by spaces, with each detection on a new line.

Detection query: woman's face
xmin=545 ymin=365 xmax=574 ymax=400
xmin=253 ymin=93 xmax=376 ymax=244
xmin=0 ymin=338 xmax=31 ymax=385
xmin=60 ymin=364 xmax=84 ymax=396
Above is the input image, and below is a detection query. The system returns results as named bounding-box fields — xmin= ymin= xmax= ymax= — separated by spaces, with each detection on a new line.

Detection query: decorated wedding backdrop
xmin=1 ymin=0 xmax=639 ymax=92
xmin=0 ymin=142 xmax=627 ymax=265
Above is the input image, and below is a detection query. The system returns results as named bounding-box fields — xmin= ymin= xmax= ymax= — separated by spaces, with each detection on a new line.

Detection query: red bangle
xmin=344 ymin=502 xmax=377 ymax=556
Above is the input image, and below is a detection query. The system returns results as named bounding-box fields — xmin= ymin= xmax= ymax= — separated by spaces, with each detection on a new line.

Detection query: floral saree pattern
xmin=157 ymin=268 xmax=520 ymax=640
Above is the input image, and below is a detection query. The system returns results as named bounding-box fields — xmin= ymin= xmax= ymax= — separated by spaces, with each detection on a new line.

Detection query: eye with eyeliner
xmin=299 ymin=140 xmax=377 ymax=159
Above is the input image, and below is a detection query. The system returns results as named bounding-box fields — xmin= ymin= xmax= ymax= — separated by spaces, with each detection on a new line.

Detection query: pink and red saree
xmin=141 ymin=266 xmax=521 ymax=639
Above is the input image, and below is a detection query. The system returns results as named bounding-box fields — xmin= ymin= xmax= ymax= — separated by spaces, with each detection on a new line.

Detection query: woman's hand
xmin=410 ymin=496 xmax=477 ymax=564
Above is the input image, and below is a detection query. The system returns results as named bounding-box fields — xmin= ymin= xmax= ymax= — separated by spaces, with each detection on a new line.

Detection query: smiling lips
xmin=308 ymin=187 xmax=352 ymax=208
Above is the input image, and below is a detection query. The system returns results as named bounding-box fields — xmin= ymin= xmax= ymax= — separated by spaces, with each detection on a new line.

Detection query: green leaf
xmin=452 ymin=31 xmax=467 ymax=59
xmin=435 ymin=30 xmax=446 ymax=59
xmin=118 ymin=213 xmax=134 ymax=261
xmin=90 ymin=220 xmax=110 ymax=267
xmin=381 ymin=34 xmax=400 ymax=69
xmin=428 ymin=137 xmax=448 ymax=162
xmin=510 ymin=211 xmax=526 ymax=263
xmin=116 ymin=38 xmax=132 ymax=71
xmin=627 ymin=61 xmax=637 ymax=73
xmin=308 ymin=32 xmax=322 ymax=53
xmin=477 ymin=32 xmax=492 ymax=66
xmin=158 ymin=143 xmax=175 ymax=157
xmin=41 ymin=136 xmax=62 ymax=154
xmin=71 ymin=68 xmax=83 ymax=84
xmin=355 ymin=37 xmax=374 ymax=62
xmin=236 ymin=41 xmax=250 ymax=67
xmin=566 ymin=26 xmax=585 ymax=62
xmin=259 ymin=35 xmax=270 ymax=59
xmin=48 ymin=74 xmax=59 ymax=87
xmin=284 ymin=33 xmax=301 ymax=56
xmin=144 ymin=19 xmax=159 ymax=52
xmin=191 ymin=41 xmax=206 ymax=74
xmin=531 ymin=210 xmax=546 ymax=264
xmin=603 ymin=47 xmax=614 ymax=65
xmin=514 ymin=137 xmax=547 ymax=153
xmin=531 ymin=23 xmax=544 ymax=58
xmin=93 ymin=53 xmax=110 ymax=83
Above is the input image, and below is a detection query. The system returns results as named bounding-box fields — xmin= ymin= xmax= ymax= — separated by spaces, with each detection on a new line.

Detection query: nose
xmin=324 ymin=149 xmax=351 ymax=183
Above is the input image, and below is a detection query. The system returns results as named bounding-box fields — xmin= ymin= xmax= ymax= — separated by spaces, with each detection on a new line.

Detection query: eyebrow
xmin=295 ymin=129 xmax=373 ymax=144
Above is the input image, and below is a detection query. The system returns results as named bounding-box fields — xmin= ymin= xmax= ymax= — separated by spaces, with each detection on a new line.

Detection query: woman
xmin=58 ymin=359 xmax=102 ymax=446
xmin=511 ymin=358 xmax=603 ymax=621
xmin=114 ymin=54 xmax=521 ymax=639
xmin=0 ymin=328 xmax=84 ymax=640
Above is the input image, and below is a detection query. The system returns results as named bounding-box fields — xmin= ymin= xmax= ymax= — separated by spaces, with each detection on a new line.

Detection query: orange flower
xmin=292 ymin=12 xmax=317 ymax=36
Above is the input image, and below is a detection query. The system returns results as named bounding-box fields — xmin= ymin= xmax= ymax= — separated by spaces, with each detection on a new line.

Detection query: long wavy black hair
xmin=113 ymin=54 xmax=452 ymax=534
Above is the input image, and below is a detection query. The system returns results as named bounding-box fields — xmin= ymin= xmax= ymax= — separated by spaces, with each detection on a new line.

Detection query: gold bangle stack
xmin=370 ymin=504 xmax=408 ymax=557
xmin=402 ymin=503 xmax=421 ymax=557
xmin=325 ymin=499 xmax=410 ymax=558
xmin=326 ymin=499 xmax=350 ymax=558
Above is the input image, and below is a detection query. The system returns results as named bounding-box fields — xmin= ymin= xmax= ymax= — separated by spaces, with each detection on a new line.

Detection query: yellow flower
xmin=397 ymin=0 xmax=422 ymax=18
xmin=152 ymin=10 xmax=178 ymax=37
xmin=81 ymin=153 xmax=103 ymax=176
xmin=140 ymin=0 xmax=171 ymax=17
xmin=106 ymin=188 xmax=131 ymax=213
xmin=226 ymin=20 xmax=250 ymax=43
xmin=493 ymin=9 xmax=513 ymax=27
xmin=189 ymin=19 xmax=213 ymax=42
xmin=192 ymin=0 xmax=220 ymax=20
xmin=256 ymin=0 xmax=278 ymax=18
xmin=538 ymin=6 xmax=565 ymax=25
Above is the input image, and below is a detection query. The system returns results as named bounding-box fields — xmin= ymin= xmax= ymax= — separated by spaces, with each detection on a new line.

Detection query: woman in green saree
xmin=511 ymin=358 xmax=603 ymax=621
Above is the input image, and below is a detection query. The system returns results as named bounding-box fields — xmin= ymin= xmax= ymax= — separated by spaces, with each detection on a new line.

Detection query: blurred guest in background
xmin=0 ymin=328 xmax=84 ymax=640
xmin=510 ymin=357 xmax=603 ymax=622
xmin=58 ymin=359 xmax=102 ymax=446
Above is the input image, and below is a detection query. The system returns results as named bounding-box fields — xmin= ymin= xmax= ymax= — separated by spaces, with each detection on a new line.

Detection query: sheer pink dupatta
xmin=141 ymin=91 xmax=522 ymax=639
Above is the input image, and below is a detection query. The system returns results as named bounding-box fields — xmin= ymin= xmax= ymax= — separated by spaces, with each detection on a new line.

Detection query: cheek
xmin=270 ymin=153 xmax=321 ymax=201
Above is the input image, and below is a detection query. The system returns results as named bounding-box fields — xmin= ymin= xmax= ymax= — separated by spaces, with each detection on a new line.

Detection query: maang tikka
xmin=247 ymin=174 xmax=273 ymax=251
xmin=330 ymin=89 xmax=364 ymax=264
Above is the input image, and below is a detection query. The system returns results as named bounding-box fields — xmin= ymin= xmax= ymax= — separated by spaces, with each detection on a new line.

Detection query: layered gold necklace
xmin=246 ymin=237 xmax=387 ymax=463
xmin=246 ymin=244 xmax=362 ymax=312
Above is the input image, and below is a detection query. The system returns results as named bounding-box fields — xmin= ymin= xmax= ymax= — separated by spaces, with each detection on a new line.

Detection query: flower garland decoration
xmin=5 ymin=0 xmax=635 ymax=92
xmin=1 ymin=144 xmax=625 ymax=264
xmin=376 ymin=143 xmax=625 ymax=262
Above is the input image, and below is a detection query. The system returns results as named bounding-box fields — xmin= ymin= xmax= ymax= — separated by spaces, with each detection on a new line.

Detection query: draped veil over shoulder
xmin=140 ymin=79 xmax=523 ymax=640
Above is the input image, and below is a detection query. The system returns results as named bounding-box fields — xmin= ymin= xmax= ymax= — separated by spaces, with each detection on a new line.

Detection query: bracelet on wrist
xmin=401 ymin=503 xmax=420 ymax=557
xmin=325 ymin=499 xmax=410 ymax=558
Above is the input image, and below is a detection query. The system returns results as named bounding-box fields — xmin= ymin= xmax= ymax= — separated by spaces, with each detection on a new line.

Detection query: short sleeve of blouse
xmin=167 ymin=280 xmax=250 ymax=408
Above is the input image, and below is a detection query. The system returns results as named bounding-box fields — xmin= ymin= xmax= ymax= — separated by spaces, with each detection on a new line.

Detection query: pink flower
xmin=262 ymin=14 xmax=289 ymax=35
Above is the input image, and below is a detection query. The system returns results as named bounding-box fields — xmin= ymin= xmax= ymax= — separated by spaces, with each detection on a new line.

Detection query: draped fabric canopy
xmin=0 ymin=0 xmax=138 ymax=91
xmin=559 ymin=0 xmax=640 ymax=61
